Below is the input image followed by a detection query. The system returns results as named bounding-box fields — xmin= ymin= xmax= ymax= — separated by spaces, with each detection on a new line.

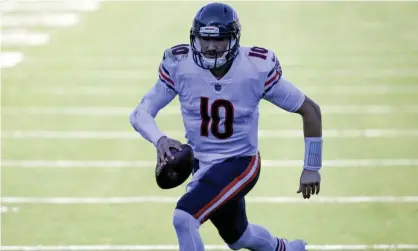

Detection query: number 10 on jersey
xmin=200 ymin=97 xmax=234 ymax=140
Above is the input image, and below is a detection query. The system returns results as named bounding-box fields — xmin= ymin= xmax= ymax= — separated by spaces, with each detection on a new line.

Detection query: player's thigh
xmin=210 ymin=197 xmax=248 ymax=244
xmin=176 ymin=152 xmax=261 ymax=225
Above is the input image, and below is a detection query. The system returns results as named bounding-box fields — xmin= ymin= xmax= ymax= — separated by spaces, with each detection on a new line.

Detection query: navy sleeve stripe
xmin=264 ymin=70 xmax=281 ymax=87
xmin=159 ymin=76 xmax=177 ymax=93
xmin=161 ymin=64 xmax=170 ymax=76
xmin=159 ymin=67 xmax=175 ymax=86
xmin=262 ymin=79 xmax=279 ymax=96
xmin=267 ymin=67 xmax=275 ymax=77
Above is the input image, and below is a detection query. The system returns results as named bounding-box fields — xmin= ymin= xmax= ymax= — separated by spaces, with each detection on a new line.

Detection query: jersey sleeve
xmin=156 ymin=44 xmax=191 ymax=93
xmin=129 ymin=48 xmax=182 ymax=146
xmin=157 ymin=48 xmax=179 ymax=93
xmin=263 ymin=77 xmax=305 ymax=112
xmin=263 ymin=51 xmax=283 ymax=95
xmin=136 ymin=79 xmax=177 ymax=117
xmin=262 ymin=51 xmax=305 ymax=112
xmin=129 ymin=79 xmax=177 ymax=146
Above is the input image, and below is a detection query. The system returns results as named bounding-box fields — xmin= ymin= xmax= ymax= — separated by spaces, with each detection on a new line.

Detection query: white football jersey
xmin=155 ymin=44 xmax=305 ymax=177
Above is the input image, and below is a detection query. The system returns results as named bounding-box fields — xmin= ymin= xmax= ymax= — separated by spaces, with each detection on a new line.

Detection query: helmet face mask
xmin=192 ymin=33 xmax=237 ymax=69
xmin=198 ymin=36 xmax=230 ymax=59
xmin=190 ymin=3 xmax=241 ymax=70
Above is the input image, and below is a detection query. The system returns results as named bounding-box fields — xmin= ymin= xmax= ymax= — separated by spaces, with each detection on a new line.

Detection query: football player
xmin=130 ymin=2 xmax=322 ymax=251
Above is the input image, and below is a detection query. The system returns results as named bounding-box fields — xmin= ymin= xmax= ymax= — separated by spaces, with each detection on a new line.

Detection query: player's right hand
xmin=156 ymin=136 xmax=183 ymax=167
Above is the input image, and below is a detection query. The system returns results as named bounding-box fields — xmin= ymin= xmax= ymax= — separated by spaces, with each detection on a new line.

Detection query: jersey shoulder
xmin=158 ymin=44 xmax=193 ymax=91
xmin=240 ymin=46 xmax=281 ymax=75
xmin=240 ymin=46 xmax=283 ymax=94
xmin=161 ymin=44 xmax=191 ymax=68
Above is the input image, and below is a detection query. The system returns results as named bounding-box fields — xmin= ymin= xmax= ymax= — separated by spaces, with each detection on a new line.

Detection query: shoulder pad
xmin=243 ymin=46 xmax=280 ymax=73
xmin=158 ymin=44 xmax=190 ymax=90
xmin=162 ymin=44 xmax=190 ymax=67
xmin=242 ymin=46 xmax=283 ymax=94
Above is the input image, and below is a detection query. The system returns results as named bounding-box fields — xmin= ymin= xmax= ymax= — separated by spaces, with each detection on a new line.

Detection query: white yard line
xmin=2 ymin=105 xmax=418 ymax=116
xmin=2 ymin=196 xmax=418 ymax=204
xmin=4 ymin=85 xmax=418 ymax=95
xmin=1 ymin=13 xmax=80 ymax=27
xmin=7 ymin=67 xmax=418 ymax=79
xmin=0 ymin=1 xmax=101 ymax=12
xmin=0 ymin=206 xmax=19 ymax=214
xmin=1 ymin=160 xmax=155 ymax=168
xmin=2 ymin=245 xmax=418 ymax=251
xmin=2 ymin=159 xmax=418 ymax=168
xmin=2 ymin=244 xmax=418 ymax=251
xmin=1 ymin=1 xmax=101 ymax=69
xmin=1 ymin=30 xmax=50 ymax=46
xmin=2 ymin=129 xmax=418 ymax=140
xmin=0 ymin=52 xmax=24 ymax=69
xmin=99 ymin=0 xmax=416 ymax=1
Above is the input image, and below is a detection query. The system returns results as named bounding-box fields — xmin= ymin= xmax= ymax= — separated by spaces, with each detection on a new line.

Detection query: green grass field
xmin=1 ymin=1 xmax=418 ymax=250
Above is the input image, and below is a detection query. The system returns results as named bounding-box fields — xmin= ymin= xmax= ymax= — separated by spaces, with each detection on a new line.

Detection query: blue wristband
xmin=304 ymin=137 xmax=323 ymax=171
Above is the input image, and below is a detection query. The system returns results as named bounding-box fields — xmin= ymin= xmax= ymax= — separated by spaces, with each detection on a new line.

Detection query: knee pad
xmin=173 ymin=209 xmax=199 ymax=231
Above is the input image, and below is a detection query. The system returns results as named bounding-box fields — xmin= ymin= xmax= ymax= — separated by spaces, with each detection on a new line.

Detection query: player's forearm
xmin=296 ymin=96 xmax=323 ymax=171
xmin=297 ymin=96 xmax=322 ymax=137
xmin=129 ymin=82 xmax=176 ymax=147
xmin=130 ymin=108 xmax=165 ymax=147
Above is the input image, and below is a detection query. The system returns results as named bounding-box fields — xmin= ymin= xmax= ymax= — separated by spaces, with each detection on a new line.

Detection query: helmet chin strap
xmin=194 ymin=38 xmax=236 ymax=69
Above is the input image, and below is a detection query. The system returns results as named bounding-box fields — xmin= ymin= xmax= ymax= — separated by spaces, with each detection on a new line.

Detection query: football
xmin=155 ymin=144 xmax=194 ymax=189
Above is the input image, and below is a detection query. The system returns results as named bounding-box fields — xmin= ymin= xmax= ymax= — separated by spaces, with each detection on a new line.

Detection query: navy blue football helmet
xmin=190 ymin=2 xmax=241 ymax=69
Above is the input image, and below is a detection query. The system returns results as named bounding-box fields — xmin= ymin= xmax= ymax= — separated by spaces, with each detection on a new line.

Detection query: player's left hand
xmin=297 ymin=169 xmax=321 ymax=199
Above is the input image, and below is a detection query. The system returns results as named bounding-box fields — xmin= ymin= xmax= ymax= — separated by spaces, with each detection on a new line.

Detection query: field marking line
xmin=2 ymin=196 xmax=418 ymax=204
xmin=2 ymin=159 xmax=418 ymax=168
xmin=1 ymin=29 xmax=50 ymax=46
xmin=4 ymin=85 xmax=418 ymax=95
xmin=100 ymin=0 xmax=418 ymax=1
xmin=5 ymin=69 xmax=418 ymax=78
xmin=1 ymin=13 xmax=80 ymax=27
xmin=0 ymin=205 xmax=19 ymax=214
xmin=0 ymin=52 xmax=24 ymax=69
xmin=2 ymin=129 xmax=418 ymax=139
xmin=1 ymin=1 xmax=101 ymax=69
xmin=0 ymin=1 xmax=101 ymax=12
xmin=2 ymin=105 xmax=418 ymax=116
xmin=2 ymin=244 xmax=418 ymax=251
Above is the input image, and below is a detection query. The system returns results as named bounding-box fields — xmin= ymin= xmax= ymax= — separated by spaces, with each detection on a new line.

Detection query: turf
xmin=1 ymin=0 xmax=418 ymax=248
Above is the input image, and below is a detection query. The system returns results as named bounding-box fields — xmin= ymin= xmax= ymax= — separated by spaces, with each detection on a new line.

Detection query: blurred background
xmin=1 ymin=0 xmax=418 ymax=250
